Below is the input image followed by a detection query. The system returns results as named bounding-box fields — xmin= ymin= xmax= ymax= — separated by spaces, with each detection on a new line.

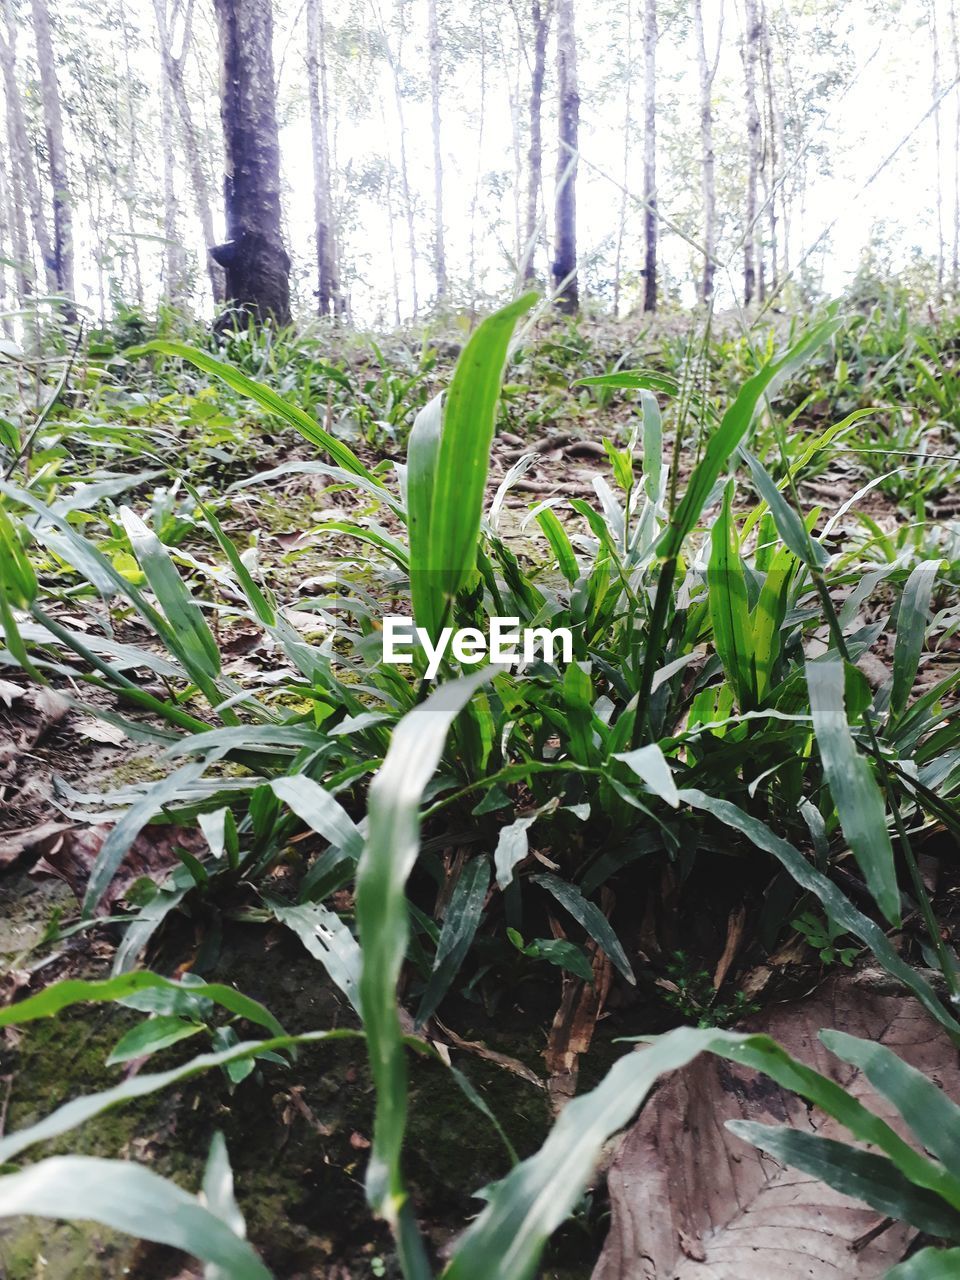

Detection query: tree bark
xmin=29 ymin=0 xmax=75 ymax=316
xmin=306 ymin=0 xmax=339 ymax=317
xmin=642 ymin=0 xmax=657 ymax=313
xmin=931 ymin=0 xmax=945 ymax=295
xmin=153 ymin=0 xmax=224 ymax=303
xmin=552 ymin=0 xmax=578 ymax=312
xmin=211 ymin=0 xmax=291 ymax=325
xmin=950 ymin=0 xmax=960 ymax=290
xmin=693 ymin=0 xmax=721 ymax=303
xmin=522 ymin=0 xmax=552 ymax=282
xmin=0 ymin=0 xmax=57 ymax=299
xmin=741 ymin=0 xmax=762 ymax=305
xmin=159 ymin=57 xmax=188 ymax=306
xmin=613 ymin=0 xmax=632 ymax=317
xmin=427 ymin=0 xmax=446 ymax=303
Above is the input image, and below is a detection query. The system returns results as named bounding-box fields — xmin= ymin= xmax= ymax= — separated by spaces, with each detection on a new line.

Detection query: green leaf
xmin=530 ymin=872 xmax=635 ymax=984
xmin=535 ymin=506 xmax=580 ymax=586
xmin=82 ymin=762 xmax=206 ymax=917
xmin=417 ymin=857 xmax=490 ymax=1025
xmin=707 ymin=481 xmax=756 ymax=707
xmin=407 ymin=393 xmax=445 ymax=640
xmin=679 ymin=788 xmax=959 ymax=1039
xmin=445 ymin=1026 xmax=746 ymax=1280
xmin=891 ymin=559 xmax=940 ymax=720
xmin=0 ymin=1156 xmax=272 ymax=1279
xmin=0 ymin=1028 xmax=353 ymax=1165
xmin=726 ymin=1122 xmax=960 ymax=1239
xmin=355 ymin=670 xmax=492 ymax=1248
xmin=428 ymin=293 xmax=537 ymax=605
xmin=269 ymin=775 xmax=364 ymax=860
xmin=573 ymin=370 xmax=679 ymax=395
xmin=740 ymin=447 xmax=828 ymax=569
xmin=886 ymin=1248 xmax=960 ymax=1278
xmin=106 ymin=1015 xmax=204 ymax=1065
xmin=266 ymin=899 xmax=361 ymax=1014
xmin=0 ymin=971 xmax=285 ymax=1041
xmin=185 ymin=482 xmax=275 ymax=626
xmin=656 ymin=315 xmax=843 ymax=562
xmin=128 ymin=339 xmax=376 ymax=482
xmin=612 ymin=743 xmax=679 ymax=808
xmin=118 ymin=506 xmax=226 ymax=697
xmin=821 ymin=1029 xmax=960 ymax=1180
xmin=806 ymin=653 xmax=900 ymax=925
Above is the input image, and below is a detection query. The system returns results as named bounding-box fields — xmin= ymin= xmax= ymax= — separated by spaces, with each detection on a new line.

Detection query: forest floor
xmin=0 ymin=299 xmax=959 ymax=1278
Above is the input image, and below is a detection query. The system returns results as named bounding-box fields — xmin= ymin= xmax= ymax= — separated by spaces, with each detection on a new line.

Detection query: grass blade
xmin=0 ymin=1156 xmax=272 ymax=1280
xmin=355 ymin=670 xmax=492 ymax=1246
xmin=128 ymin=339 xmax=377 ymax=482
xmin=428 ymin=293 xmax=537 ymax=605
xmin=806 ymin=654 xmax=900 ymax=925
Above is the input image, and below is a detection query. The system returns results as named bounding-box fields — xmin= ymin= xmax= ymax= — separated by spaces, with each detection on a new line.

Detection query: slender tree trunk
xmin=378 ymin=95 xmax=402 ymax=327
xmin=153 ymin=0 xmax=224 ymax=303
xmin=211 ymin=0 xmax=291 ymax=324
xmin=522 ymin=0 xmax=551 ymax=281
xmin=760 ymin=4 xmax=777 ymax=296
xmin=385 ymin=9 xmax=418 ymax=320
xmin=741 ymin=0 xmax=762 ymax=305
xmin=0 ymin=55 xmax=32 ymax=305
xmin=0 ymin=0 xmax=56 ymax=298
xmin=119 ymin=0 xmax=144 ymax=310
xmin=29 ymin=0 xmax=75 ymax=316
xmin=552 ymin=0 xmax=578 ymax=312
xmin=613 ymin=0 xmax=632 ymax=317
xmin=693 ymin=0 xmax=721 ymax=303
xmin=932 ymin=0 xmax=945 ymax=295
xmin=642 ymin=0 xmax=657 ymax=312
xmin=306 ymin=0 xmax=338 ymax=317
xmin=950 ymin=0 xmax=960 ymax=290
xmin=159 ymin=59 xmax=187 ymax=306
xmin=427 ymin=0 xmax=446 ymax=303
xmin=0 ymin=132 xmax=13 ymax=333
xmin=468 ymin=15 xmax=487 ymax=318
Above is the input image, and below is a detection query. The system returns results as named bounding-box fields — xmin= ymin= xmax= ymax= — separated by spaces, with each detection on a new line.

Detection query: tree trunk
xmin=741 ymin=0 xmax=762 ymax=305
xmin=693 ymin=0 xmax=721 ymax=303
xmin=159 ymin=58 xmax=187 ymax=306
xmin=642 ymin=0 xmax=657 ymax=312
xmin=0 ymin=0 xmax=57 ymax=298
xmin=613 ymin=0 xmax=632 ymax=317
xmin=211 ymin=0 xmax=291 ymax=325
xmin=427 ymin=0 xmax=446 ymax=303
xmin=0 ymin=129 xmax=19 ymax=331
xmin=951 ymin=0 xmax=960 ymax=290
xmin=29 ymin=0 xmax=75 ymax=316
xmin=153 ymin=0 xmax=224 ymax=303
xmin=306 ymin=0 xmax=339 ymax=317
xmin=932 ymin=0 xmax=945 ymax=295
xmin=761 ymin=5 xmax=778 ymax=295
xmin=119 ymin=0 xmax=145 ymax=311
xmin=522 ymin=0 xmax=551 ymax=282
xmin=552 ymin=0 xmax=578 ymax=312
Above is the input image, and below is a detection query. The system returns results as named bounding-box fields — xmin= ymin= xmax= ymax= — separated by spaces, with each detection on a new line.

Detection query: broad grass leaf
xmin=726 ymin=1124 xmax=960 ymax=1239
xmin=806 ymin=654 xmax=900 ymax=926
xmin=678 ymin=789 xmax=959 ymax=1038
xmin=0 ymin=1156 xmax=272 ymax=1280
xmin=427 ymin=293 xmax=537 ymax=604
xmin=128 ymin=340 xmax=376 ymax=482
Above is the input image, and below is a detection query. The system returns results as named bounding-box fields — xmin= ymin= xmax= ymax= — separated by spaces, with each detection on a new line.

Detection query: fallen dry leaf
xmin=593 ymin=973 xmax=960 ymax=1279
xmin=29 ymin=822 xmax=206 ymax=910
